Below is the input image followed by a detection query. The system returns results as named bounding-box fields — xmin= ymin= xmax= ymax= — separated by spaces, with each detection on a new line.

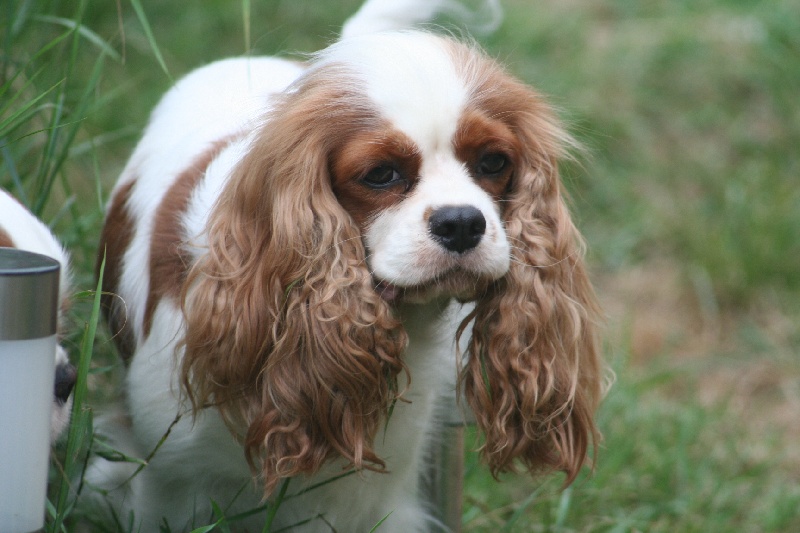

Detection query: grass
xmin=463 ymin=353 xmax=800 ymax=532
xmin=2 ymin=0 xmax=798 ymax=531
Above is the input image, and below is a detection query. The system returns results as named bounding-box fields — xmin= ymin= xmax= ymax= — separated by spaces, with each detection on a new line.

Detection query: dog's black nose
xmin=54 ymin=363 xmax=77 ymax=404
xmin=428 ymin=205 xmax=486 ymax=254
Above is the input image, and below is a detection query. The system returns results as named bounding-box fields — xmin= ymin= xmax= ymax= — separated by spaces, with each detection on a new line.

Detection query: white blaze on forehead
xmin=316 ymin=31 xmax=468 ymax=153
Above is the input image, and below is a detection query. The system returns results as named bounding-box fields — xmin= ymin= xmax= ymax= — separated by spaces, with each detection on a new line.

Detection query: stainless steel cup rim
xmin=0 ymin=248 xmax=60 ymax=341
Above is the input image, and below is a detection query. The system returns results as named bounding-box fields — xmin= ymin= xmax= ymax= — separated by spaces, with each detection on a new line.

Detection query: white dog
xmin=0 ymin=189 xmax=75 ymax=441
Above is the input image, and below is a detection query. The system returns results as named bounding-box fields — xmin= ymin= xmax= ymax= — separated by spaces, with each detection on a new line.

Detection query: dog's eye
xmin=362 ymin=165 xmax=402 ymax=188
xmin=477 ymin=153 xmax=508 ymax=177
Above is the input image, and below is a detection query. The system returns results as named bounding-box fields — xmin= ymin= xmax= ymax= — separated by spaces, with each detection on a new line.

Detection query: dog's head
xmin=181 ymin=31 xmax=603 ymax=493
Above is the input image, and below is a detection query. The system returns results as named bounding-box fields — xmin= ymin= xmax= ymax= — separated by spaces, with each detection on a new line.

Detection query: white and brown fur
xmin=87 ymin=1 xmax=605 ymax=530
xmin=0 ymin=189 xmax=75 ymax=441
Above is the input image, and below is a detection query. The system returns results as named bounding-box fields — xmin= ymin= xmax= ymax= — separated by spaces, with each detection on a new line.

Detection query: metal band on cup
xmin=0 ymin=248 xmax=60 ymax=340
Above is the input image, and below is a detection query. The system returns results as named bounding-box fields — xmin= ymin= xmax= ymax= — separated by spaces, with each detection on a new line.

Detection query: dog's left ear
xmin=460 ymin=70 xmax=605 ymax=485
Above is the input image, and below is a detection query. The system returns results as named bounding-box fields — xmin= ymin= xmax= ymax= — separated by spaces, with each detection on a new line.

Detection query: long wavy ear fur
xmin=456 ymin=47 xmax=605 ymax=485
xmin=180 ymin=71 xmax=407 ymax=495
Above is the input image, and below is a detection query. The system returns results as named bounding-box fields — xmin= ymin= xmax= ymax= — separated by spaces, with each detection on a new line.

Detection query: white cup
xmin=0 ymin=248 xmax=60 ymax=533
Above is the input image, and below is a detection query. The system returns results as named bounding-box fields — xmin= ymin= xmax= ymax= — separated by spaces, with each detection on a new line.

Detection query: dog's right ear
xmin=179 ymin=72 xmax=408 ymax=495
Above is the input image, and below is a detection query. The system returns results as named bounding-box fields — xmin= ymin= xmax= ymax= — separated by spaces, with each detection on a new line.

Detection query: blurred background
xmin=2 ymin=0 xmax=798 ymax=531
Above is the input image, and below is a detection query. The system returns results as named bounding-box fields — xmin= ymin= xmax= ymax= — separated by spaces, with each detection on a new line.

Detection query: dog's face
xmin=330 ymin=119 xmax=515 ymax=305
xmin=324 ymin=33 xmax=520 ymax=304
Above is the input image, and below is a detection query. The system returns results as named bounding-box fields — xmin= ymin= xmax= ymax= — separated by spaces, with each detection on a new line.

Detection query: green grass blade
xmin=553 ymin=486 xmax=573 ymax=527
xmin=0 ymin=61 xmax=47 ymax=116
xmin=35 ymin=15 xmax=121 ymax=61
xmin=241 ymin=0 xmax=251 ymax=53
xmin=0 ymin=143 xmax=27 ymax=203
xmin=189 ymin=501 xmax=226 ymax=533
xmin=51 ymin=254 xmax=105 ymax=530
xmin=33 ymin=47 xmax=107 ymax=215
xmin=368 ymin=510 xmax=394 ymax=532
xmin=91 ymin=437 xmax=148 ymax=465
xmin=129 ymin=0 xmax=172 ymax=80
xmin=117 ymin=409 xmax=183 ymax=487
xmin=263 ymin=478 xmax=290 ymax=533
xmin=0 ymin=27 xmax=73 ymax=98
xmin=0 ymin=75 xmax=63 ymax=139
xmin=190 ymin=524 xmax=221 ymax=533
xmin=271 ymin=516 xmax=319 ymax=533
xmin=31 ymin=0 xmax=86 ymax=215
xmin=499 ymin=485 xmax=544 ymax=532
xmin=284 ymin=469 xmax=356 ymax=500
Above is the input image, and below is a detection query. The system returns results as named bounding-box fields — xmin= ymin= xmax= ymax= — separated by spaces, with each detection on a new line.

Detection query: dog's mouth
xmin=374 ymin=280 xmax=403 ymax=303
xmin=373 ymin=269 xmax=497 ymax=305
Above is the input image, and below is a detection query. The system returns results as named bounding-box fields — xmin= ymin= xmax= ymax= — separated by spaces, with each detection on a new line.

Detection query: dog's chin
xmin=375 ymin=269 xmax=499 ymax=306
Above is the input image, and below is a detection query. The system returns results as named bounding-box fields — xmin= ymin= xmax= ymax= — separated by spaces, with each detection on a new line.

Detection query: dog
xmin=88 ymin=0 xmax=604 ymax=530
xmin=0 ymin=189 xmax=76 ymax=441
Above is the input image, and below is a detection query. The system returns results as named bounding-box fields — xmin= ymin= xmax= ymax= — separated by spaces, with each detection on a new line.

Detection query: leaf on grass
xmin=129 ymin=0 xmax=171 ymax=80
xmin=285 ymin=469 xmax=357 ymax=500
xmin=91 ymin=438 xmax=147 ymax=465
xmin=190 ymin=524 xmax=222 ymax=533
xmin=0 ymin=77 xmax=64 ymax=140
xmin=554 ymin=486 xmax=573 ymax=527
xmin=263 ymin=478 xmax=291 ymax=533
xmin=500 ymin=485 xmax=544 ymax=532
xmin=51 ymin=253 xmax=105 ymax=531
xmin=368 ymin=510 xmax=394 ymax=532
xmin=35 ymin=15 xmax=121 ymax=61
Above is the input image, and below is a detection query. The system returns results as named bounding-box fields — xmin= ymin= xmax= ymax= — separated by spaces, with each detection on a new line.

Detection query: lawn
xmin=2 ymin=0 xmax=798 ymax=531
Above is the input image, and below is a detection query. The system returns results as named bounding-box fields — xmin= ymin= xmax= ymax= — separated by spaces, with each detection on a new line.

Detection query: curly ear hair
xmin=180 ymin=71 xmax=408 ymax=495
xmin=456 ymin=50 xmax=605 ymax=485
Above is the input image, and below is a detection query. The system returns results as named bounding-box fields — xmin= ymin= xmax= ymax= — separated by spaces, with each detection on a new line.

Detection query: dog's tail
xmin=341 ymin=0 xmax=503 ymax=39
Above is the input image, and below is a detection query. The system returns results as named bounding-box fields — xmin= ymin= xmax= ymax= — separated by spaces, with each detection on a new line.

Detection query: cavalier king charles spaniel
xmin=88 ymin=0 xmax=604 ymax=530
xmin=0 ymin=189 xmax=75 ymax=441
